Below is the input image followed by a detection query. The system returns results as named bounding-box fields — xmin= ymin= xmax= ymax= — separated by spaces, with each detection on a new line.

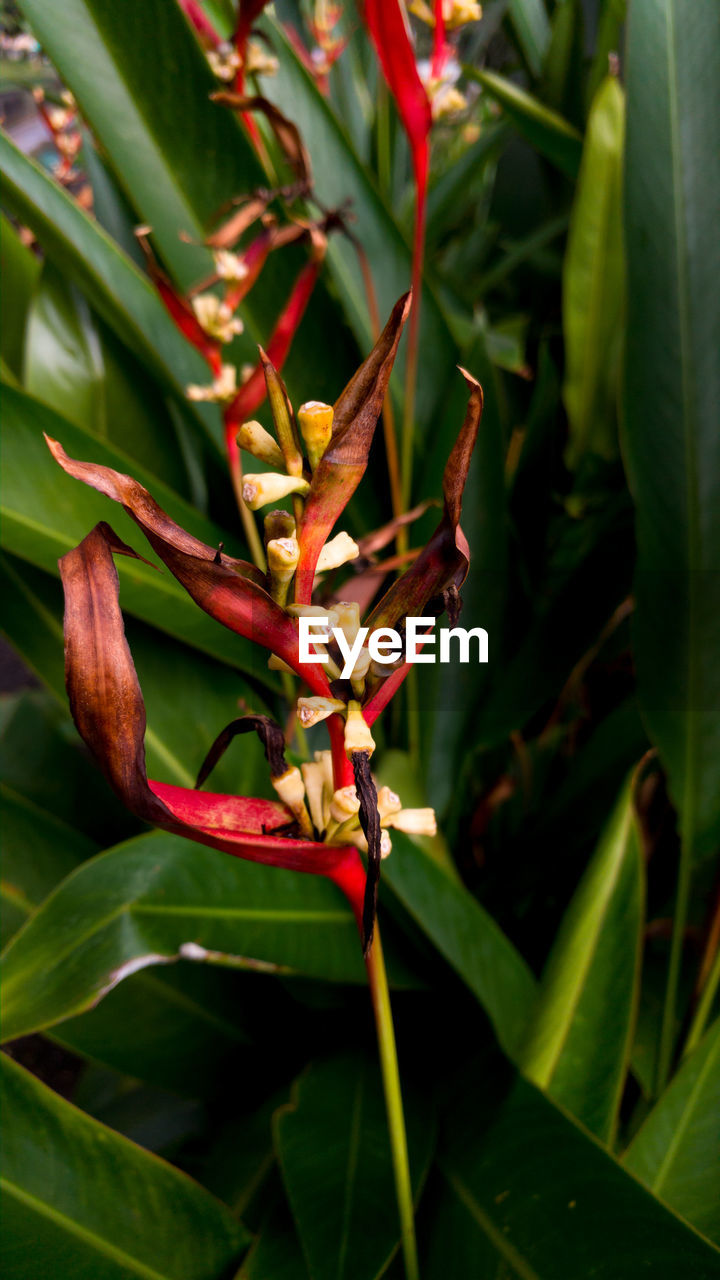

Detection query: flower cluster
xmin=47 ymin=293 xmax=482 ymax=953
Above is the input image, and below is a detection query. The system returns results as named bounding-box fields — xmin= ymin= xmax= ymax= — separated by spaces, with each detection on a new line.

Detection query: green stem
xmin=683 ymin=945 xmax=720 ymax=1060
xmin=656 ymin=819 xmax=694 ymax=1094
xmin=365 ymin=928 xmax=420 ymax=1280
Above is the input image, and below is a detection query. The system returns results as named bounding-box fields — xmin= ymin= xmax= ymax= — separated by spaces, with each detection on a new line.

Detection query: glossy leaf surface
xmin=0 ymin=1053 xmax=249 ymax=1279
xmin=521 ymin=778 xmax=643 ymax=1141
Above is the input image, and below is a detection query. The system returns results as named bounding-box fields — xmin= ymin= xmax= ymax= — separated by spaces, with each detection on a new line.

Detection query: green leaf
xmin=383 ymin=832 xmax=537 ymax=1061
xmin=624 ymin=1020 xmax=720 ymax=1245
xmin=467 ymin=68 xmax=583 ymax=177
xmin=427 ymin=1062 xmax=720 ymax=1277
xmin=0 ymin=831 xmax=420 ymax=1043
xmin=0 ymin=383 xmax=278 ymax=686
xmin=542 ymin=0 xmax=585 ymax=127
xmin=507 ymin=0 xmax=552 ymax=78
xmin=237 ymin=1201 xmax=309 ymax=1280
xmin=520 ymin=777 xmax=644 ymax=1142
xmin=261 ymin=18 xmax=458 ymax=440
xmin=275 ymin=1054 xmax=434 ymax=1280
xmin=23 ymin=260 xmax=189 ymax=491
xmin=0 ymin=212 xmax=40 ymax=379
xmin=0 ymin=783 xmax=97 ymax=946
xmin=622 ymin=0 xmax=720 ymax=1082
xmin=0 ymin=129 xmax=218 ymax=445
xmin=0 ymin=1053 xmax=249 ymax=1279
xmin=563 ymin=76 xmax=624 ymax=469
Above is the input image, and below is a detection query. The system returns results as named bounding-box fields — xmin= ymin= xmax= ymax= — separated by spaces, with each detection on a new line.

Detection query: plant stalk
xmin=365 ymin=927 xmax=420 ymax=1280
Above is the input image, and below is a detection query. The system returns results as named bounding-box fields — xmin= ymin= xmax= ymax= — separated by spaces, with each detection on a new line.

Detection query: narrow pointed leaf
xmin=508 ymin=0 xmax=552 ymax=77
xmin=0 ymin=831 xmax=420 ymax=1043
xmin=624 ymin=1019 xmax=720 ymax=1245
xmin=563 ymin=76 xmax=625 ymax=468
xmin=520 ymin=777 xmax=644 ymax=1142
xmin=0 ymin=1053 xmax=249 ymax=1279
xmin=623 ymin=0 xmax=720 ymax=865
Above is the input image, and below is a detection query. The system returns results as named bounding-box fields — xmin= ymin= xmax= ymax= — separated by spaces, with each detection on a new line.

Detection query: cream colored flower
xmin=187 ymin=364 xmax=237 ymax=403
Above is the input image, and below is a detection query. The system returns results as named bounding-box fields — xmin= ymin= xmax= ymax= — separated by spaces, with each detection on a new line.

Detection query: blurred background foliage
xmin=1 ymin=1 xmax=719 ymax=1276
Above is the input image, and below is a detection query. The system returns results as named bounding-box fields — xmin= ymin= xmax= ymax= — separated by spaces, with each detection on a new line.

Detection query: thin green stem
xmin=683 ymin=945 xmax=720 ymax=1060
xmin=365 ymin=928 xmax=420 ymax=1280
xmin=656 ymin=820 xmax=694 ymax=1095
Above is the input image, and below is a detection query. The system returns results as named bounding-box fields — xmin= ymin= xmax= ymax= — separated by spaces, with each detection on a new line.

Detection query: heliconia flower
xmin=46 ymin=296 xmax=479 ymax=954
xmin=236 ymin=419 xmax=285 ymax=468
xmin=242 ymin=472 xmax=310 ymax=510
xmin=363 ymin=0 xmax=432 ymax=205
xmin=298 ymin=400 xmax=334 ymax=470
xmin=213 ymin=248 xmax=249 ymax=282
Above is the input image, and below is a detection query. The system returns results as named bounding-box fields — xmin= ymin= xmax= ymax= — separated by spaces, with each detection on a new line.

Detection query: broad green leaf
xmin=0 ymin=831 xmax=418 ymax=1043
xmin=383 ymin=832 xmax=537 ymax=1061
xmin=467 ymin=68 xmax=583 ymax=178
xmin=23 ymin=260 xmax=188 ymax=491
xmin=622 ymin=0 xmax=720 ymax=1080
xmin=0 ymin=212 xmax=40 ymax=378
xmin=0 ymin=129 xmax=218 ymax=445
xmin=0 ymin=383 xmax=278 ymax=686
xmin=275 ymin=1054 xmax=434 ymax=1280
xmin=54 ymin=964 xmax=253 ymax=1098
xmin=427 ymin=1062 xmax=720 ymax=1277
xmin=508 ymin=0 xmax=552 ymax=78
xmin=520 ymin=777 xmax=644 ymax=1142
xmin=563 ymin=76 xmax=624 ymax=469
xmin=0 ymin=686 xmax=133 ymax=843
xmin=262 ymin=18 xmax=458 ymax=441
xmin=624 ymin=1020 xmax=720 ymax=1245
xmin=0 ymin=783 xmax=97 ymax=945
xmin=0 ymin=1053 xmax=249 ymax=1279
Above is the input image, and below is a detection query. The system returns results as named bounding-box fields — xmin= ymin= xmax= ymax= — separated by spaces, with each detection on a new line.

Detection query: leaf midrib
xmin=0 ymin=1178 xmax=173 ymax=1280
xmin=442 ymin=1167 xmax=542 ymax=1280
xmin=651 ymin=1032 xmax=720 ymax=1196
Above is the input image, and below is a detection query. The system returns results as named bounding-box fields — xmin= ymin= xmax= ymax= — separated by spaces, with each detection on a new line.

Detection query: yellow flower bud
xmin=344 ymin=700 xmax=375 ymax=757
xmin=296 ymin=696 xmax=346 ymax=728
xmin=271 ymin=765 xmax=313 ymax=838
xmin=315 ymin=532 xmax=360 ymax=573
xmin=187 ymin=364 xmax=237 ymax=403
xmin=192 ymin=294 xmax=244 ymax=342
xmin=329 ymin=785 xmax=360 ymax=824
xmin=236 ymin=420 xmax=284 ymax=469
xmin=301 ymin=759 xmax=331 ymax=834
xmin=244 ymin=39 xmax=279 ymax=77
xmin=214 ymin=249 xmax=249 ymax=282
xmin=297 ymin=400 xmax=334 ymax=469
xmin=242 ymin=473 xmax=310 ymax=511
xmin=387 ymin=808 xmax=437 ymax=837
xmin=333 ymin=601 xmax=361 ymax=646
xmin=377 ymin=786 xmax=403 ymax=823
xmin=266 ymin=536 xmax=300 ymax=604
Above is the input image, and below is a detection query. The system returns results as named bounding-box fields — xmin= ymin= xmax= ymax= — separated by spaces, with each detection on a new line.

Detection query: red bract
xmin=363 ymin=0 xmax=431 ymax=205
xmin=177 ymin=0 xmax=221 ymax=47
